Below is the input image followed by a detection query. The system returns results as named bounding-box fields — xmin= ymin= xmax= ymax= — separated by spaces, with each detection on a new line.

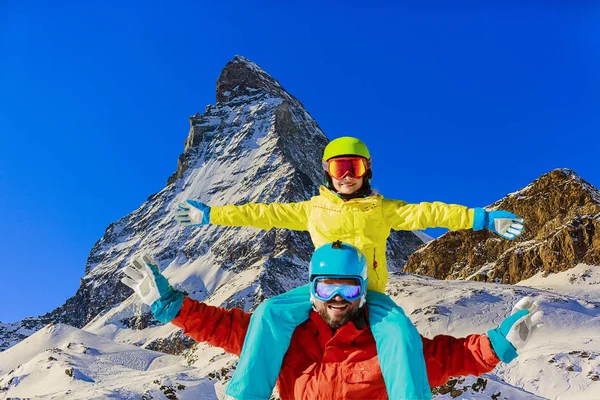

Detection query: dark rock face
xmin=215 ymin=55 xmax=300 ymax=106
xmin=144 ymin=332 xmax=197 ymax=356
xmin=0 ymin=319 xmax=46 ymax=351
xmin=404 ymin=169 xmax=600 ymax=284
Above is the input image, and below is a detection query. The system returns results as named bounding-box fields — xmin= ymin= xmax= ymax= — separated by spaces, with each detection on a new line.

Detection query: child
xmin=175 ymin=136 xmax=524 ymax=399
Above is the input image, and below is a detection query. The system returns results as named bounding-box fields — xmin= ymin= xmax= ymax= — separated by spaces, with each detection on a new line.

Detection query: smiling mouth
xmin=327 ymin=303 xmax=349 ymax=311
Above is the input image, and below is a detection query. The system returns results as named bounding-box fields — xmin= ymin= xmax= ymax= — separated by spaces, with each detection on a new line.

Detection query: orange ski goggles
xmin=323 ymin=157 xmax=370 ymax=180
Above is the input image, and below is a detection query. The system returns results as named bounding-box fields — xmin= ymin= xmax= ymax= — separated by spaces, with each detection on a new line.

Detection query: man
xmin=122 ymin=242 xmax=543 ymax=400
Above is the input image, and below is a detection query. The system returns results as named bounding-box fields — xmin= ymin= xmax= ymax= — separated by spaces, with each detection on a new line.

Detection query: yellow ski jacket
xmin=210 ymin=186 xmax=475 ymax=293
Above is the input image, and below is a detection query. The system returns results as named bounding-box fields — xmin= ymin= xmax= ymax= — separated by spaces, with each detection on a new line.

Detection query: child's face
xmin=331 ymin=174 xmax=364 ymax=195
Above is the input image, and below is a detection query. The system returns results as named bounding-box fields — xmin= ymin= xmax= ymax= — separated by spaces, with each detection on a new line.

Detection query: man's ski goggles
xmin=322 ymin=157 xmax=370 ymax=180
xmin=310 ymin=276 xmax=366 ymax=302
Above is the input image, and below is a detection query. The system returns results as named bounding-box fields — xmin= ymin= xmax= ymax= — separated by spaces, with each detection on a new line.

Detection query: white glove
xmin=488 ymin=296 xmax=544 ymax=363
xmin=121 ymin=254 xmax=163 ymax=306
xmin=506 ymin=296 xmax=544 ymax=350
xmin=175 ymin=200 xmax=210 ymax=226
xmin=474 ymin=209 xmax=525 ymax=240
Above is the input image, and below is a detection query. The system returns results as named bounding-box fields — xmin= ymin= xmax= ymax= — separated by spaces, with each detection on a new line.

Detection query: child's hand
xmin=175 ymin=200 xmax=211 ymax=226
xmin=474 ymin=209 xmax=524 ymax=240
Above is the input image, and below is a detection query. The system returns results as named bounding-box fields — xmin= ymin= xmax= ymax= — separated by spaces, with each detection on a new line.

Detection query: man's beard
xmin=318 ymin=300 xmax=362 ymax=330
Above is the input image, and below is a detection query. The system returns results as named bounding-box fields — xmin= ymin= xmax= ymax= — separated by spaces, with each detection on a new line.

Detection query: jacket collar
xmin=318 ymin=186 xmax=383 ymax=208
xmin=318 ymin=185 xmax=345 ymax=204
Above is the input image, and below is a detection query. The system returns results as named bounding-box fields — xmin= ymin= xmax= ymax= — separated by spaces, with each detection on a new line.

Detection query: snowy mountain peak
xmin=216 ymin=55 xmax=298 ymax=106
xmin=2 ymin=55 xmax=426 ymax=355
xmin=231 ymin=55 xmax=267 ymax=75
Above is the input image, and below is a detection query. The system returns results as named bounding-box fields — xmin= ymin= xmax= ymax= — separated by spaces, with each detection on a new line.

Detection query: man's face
xmin=313 ymin=278 xmax=363 ymax=330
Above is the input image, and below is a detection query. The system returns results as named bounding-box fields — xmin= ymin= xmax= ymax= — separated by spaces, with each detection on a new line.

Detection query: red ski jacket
xmin=171 ymin=297 xmax=500 ymax=400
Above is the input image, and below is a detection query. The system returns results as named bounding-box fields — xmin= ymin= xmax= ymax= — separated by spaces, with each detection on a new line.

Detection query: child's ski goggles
xmin=322 ymin=157 xmax=370 ymax=180
xmin=310 ymin=276 xmax=366 ymax=302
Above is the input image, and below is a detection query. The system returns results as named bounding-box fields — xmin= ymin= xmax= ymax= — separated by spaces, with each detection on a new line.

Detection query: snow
xmin=386 ymin=269 xmax=600 ymax=399
xmin=0 ymin=324 xmax=216 ymax=400
xmin=2 ymin=265 xmax=600 ymax=399
xmin=516 ymin=264 xmax=600 ymax=303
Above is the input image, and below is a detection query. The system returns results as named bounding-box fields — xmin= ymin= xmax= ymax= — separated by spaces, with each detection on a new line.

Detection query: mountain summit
xmin=0 ymin=56 xmax=426 ymax=351
xmin=216 ymin=55 xmax=299 ymax=105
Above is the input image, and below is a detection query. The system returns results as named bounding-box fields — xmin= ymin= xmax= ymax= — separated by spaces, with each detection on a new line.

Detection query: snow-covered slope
xmin=517 ymin=263 xmax=600 ymax=303
xmin=389 ymin=268 xmax=600 ymax=400
xmin=0 ymin=323 xmax=215 ymax=400
xmin=2 ymin=268 xmax=599 ymax=399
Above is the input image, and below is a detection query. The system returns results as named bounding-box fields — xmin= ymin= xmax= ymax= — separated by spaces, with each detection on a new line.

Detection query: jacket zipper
xmin=373 ymin=249 xmax=380 ymax=280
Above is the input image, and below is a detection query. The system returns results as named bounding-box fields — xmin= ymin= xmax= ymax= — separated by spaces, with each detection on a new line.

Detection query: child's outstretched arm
xmin=382 ymin=200 xmax=524 ymax=240
xmin=175 ymin=199 xmax=311 ymax=231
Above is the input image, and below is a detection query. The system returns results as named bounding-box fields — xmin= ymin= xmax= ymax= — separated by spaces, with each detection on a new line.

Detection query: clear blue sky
xmin=1 ymin=1 xmax=599 ymax=323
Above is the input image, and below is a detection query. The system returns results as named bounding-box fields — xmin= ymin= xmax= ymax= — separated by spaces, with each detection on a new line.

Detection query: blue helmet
xmin=309 ymin=241 xmax=368 ymax=281
xmin=309 ymin=241 xmax=368 ymax=305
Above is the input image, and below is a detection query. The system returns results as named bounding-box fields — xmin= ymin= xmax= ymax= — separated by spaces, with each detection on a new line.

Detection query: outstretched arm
xmin=422 ymin=333 xmax=499 ymax=387
xmin=383 ymin=199 xmax=475 ymax=231
xmin=176 ymin=200 xmax=311 ymax=231
xmin=423 ymin=296 xmax=543 ymax=387
xmin=121 ymin=253 xmax=251 ymax=356
xmin=382 ymin=199 xmax=524 ymax=240
xmin=211 ymin=201 xmax=310 ymax=231
xmin=171 ymin=297 xmax=251 ymax=356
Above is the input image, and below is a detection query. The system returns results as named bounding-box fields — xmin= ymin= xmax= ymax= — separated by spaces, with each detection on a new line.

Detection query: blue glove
xmin=487 ymin=297 xmax=544 ymax=363
xmin=121 ymin=254 xmax=184 ymax=323
xmin=175 ymin=200 xmax=211 ymax=226
xmin=473 ymin=208 xmax=524 ymax=240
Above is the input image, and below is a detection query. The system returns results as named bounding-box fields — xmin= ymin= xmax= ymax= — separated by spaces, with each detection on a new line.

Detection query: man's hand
xmin=122 ymin=254 xmax=166 ymax=305
xmin=487 ymin=296 xmax=544 ymax=363
xmin=175 ymin=200 xmax=210 ymax=226
xmin=121 ymin=254 xmax=184 ymax=323
xmin=474 ymin=208 xmax=524 ymax=240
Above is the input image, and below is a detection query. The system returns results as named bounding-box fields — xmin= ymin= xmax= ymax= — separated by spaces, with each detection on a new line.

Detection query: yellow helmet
xmin=322 ymin=137 xmax=371 ymax=161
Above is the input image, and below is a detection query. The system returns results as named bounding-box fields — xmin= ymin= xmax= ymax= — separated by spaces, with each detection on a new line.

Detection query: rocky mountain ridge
xmin=405 ymin=168 xmax=600 ymax=283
